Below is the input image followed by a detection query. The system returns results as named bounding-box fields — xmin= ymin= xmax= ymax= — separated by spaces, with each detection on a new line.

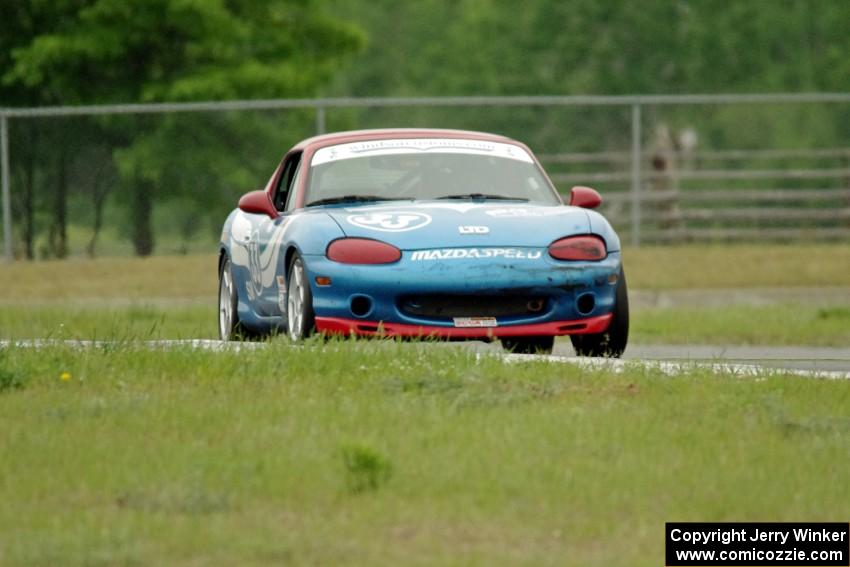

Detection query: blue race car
xmin=218 ymin=128 xmax=628 ymax=356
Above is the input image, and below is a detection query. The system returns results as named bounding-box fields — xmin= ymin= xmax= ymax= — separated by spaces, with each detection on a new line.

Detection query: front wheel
xmin=286 ymin=253 xmax=316 ymax=341
xmin=570 ymin=267 xmax=629 ymax=358
xmin=501 ymin=336 xmax=555 ymax=355
xmin=219 ymin=256 xmax=239 ymax=341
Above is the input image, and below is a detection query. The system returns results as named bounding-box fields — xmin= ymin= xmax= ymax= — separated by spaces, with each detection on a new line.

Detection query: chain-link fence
xmin=2 ymin=93 xmax=850 ymax=261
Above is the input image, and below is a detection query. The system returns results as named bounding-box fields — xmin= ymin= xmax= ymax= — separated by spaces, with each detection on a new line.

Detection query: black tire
xmin=286 ymin=253 xmax=316 ymax=341
xmin=501 ymin=335 xmax=555 ymax=355
xmin=219 ymin=255 xmax=264 ymax=341
xmin=571 ymin=266 xmax=629 ymax=358
xmin=218 ymin=256 xmax=240 ymax=341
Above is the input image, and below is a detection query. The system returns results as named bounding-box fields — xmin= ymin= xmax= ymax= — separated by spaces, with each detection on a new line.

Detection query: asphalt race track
xmin=4 ymin=339 xmax=850 ymax=380
xmin=622 ymin=344 xmax=850 ymax=374
xmin=473 ymin=342 xmax=850 ymax=379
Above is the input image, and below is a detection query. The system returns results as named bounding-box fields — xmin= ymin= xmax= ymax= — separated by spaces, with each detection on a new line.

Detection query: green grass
xmin=632 ymin=304 xmax=850 ymax=347
xmin=0 ymin=255 xmax=216 ymax=303
xmin=1 ymin=341 xmax=849 ymax=566
xmin=0 ymin=304 xmax=213 ymax=341
xmin=624 ymin=244 xmax=850 ymax=289
xmin=1 ymin=247 xmax=847 ymax=564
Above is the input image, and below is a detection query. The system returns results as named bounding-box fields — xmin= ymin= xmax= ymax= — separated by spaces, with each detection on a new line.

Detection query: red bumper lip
xmin=314 ymin=313 xmax=612 ymax=339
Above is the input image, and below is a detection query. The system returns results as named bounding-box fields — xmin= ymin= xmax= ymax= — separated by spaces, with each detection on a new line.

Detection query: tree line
xmin=2 ymin=0 xmax=849 ymax=258
xmin=1 ymin=0 xmax=363 ymax=258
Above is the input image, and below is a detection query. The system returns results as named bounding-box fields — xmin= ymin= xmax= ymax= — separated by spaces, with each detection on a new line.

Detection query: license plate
xmin=452 ymin=317 xmax=498 ymax=328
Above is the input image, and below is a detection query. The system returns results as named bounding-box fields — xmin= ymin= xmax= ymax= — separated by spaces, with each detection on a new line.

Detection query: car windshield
xmin=304 ymin=138 xmax=561 ymax=206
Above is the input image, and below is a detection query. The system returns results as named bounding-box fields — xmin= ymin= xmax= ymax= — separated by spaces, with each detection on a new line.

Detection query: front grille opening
xmin=575 ymin=293 xmax=596 ymax=316
xmin=350 ymin=295 xmax=373 ymax=317
xmin=400 ymin=294 xmax=549 ymax=320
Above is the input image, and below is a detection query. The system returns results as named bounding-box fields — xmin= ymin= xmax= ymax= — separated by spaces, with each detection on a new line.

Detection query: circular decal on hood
xmin=346 ymin=211 xmax=432 ymax=232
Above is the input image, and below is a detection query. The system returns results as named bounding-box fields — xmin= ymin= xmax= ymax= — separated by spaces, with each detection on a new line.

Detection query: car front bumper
xmin=303 ymin=248 xmax=622 ymax=338
xmin=314 ymin=313 xmax=612 ymax=339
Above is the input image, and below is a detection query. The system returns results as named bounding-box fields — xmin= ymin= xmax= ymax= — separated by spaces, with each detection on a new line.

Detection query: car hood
xmin=323 ymin=201 xmax=591 ymax=249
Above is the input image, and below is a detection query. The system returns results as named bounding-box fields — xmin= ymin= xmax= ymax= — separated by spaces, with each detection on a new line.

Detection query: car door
xmin=252 ymin=152 xmax=302 ymax=316
xmin=234 ymin=152 xmax=301 ymax=318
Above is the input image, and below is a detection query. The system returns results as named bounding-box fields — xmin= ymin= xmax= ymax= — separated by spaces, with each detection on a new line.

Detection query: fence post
xmin=630 ymin=102 xmax=642 ymax=247
xmin=1 ymin=114 xmax=11 ymax=262
xmin=315 ymin=106 xmax=326 ymax=135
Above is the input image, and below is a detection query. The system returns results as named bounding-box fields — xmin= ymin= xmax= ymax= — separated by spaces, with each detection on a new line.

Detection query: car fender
xmin=220 ymin=209 xmax=345 ymax=328
xmin=586 ymin=210 xmax=621 ymax=253
xmin=282 ymin=210 xmax=346 ymax=257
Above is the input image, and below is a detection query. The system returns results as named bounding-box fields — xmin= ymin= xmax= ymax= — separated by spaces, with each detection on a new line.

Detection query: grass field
xmin=2 ymin=340 xmax=850 ymax=566
xmin=1 ymin=245 xmax=848 ymax=565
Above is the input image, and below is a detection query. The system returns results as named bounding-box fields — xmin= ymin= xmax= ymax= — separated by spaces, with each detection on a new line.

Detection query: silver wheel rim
xmin=287 ymin=259 xmax=305 ymax=340
xmin=219 ymin=260 xmax=233 ymax=340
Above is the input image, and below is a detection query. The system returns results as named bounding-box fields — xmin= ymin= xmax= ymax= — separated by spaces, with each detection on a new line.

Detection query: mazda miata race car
xmin=218 ymin=129 xmax=628 ymax=356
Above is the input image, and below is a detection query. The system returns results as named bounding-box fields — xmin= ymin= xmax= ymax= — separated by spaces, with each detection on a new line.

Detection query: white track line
xmin=3 ymin=339 xmax=849 ymax=380
xmin=500 ymin=353 xmax=850 ymax=380
xmin=0 ymin=338 xmax=264 ymax=352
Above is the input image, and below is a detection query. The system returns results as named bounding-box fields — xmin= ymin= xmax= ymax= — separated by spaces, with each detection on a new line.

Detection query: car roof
xmin=292 ymin=128 xmax=520 ymax=152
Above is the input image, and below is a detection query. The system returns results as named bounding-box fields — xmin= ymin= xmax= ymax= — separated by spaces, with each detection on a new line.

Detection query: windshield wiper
xmin=305 ymin=195 xmax=409 ymax=207
xmin=436 ymin=193 xmax=529 ymax=202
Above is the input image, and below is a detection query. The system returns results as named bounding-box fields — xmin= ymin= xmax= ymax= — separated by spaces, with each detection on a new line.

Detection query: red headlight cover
xmin=548 ymin=235 xmax=607 ymax=261
xmin=327 ymin=238 xmax=402 ymax=264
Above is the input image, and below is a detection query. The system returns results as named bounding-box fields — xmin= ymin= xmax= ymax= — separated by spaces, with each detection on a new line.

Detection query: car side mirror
xmin=238 ymin=190 xmax=278 ymax=219
xmin=568 ymin=186 xmax=602 ymax=209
